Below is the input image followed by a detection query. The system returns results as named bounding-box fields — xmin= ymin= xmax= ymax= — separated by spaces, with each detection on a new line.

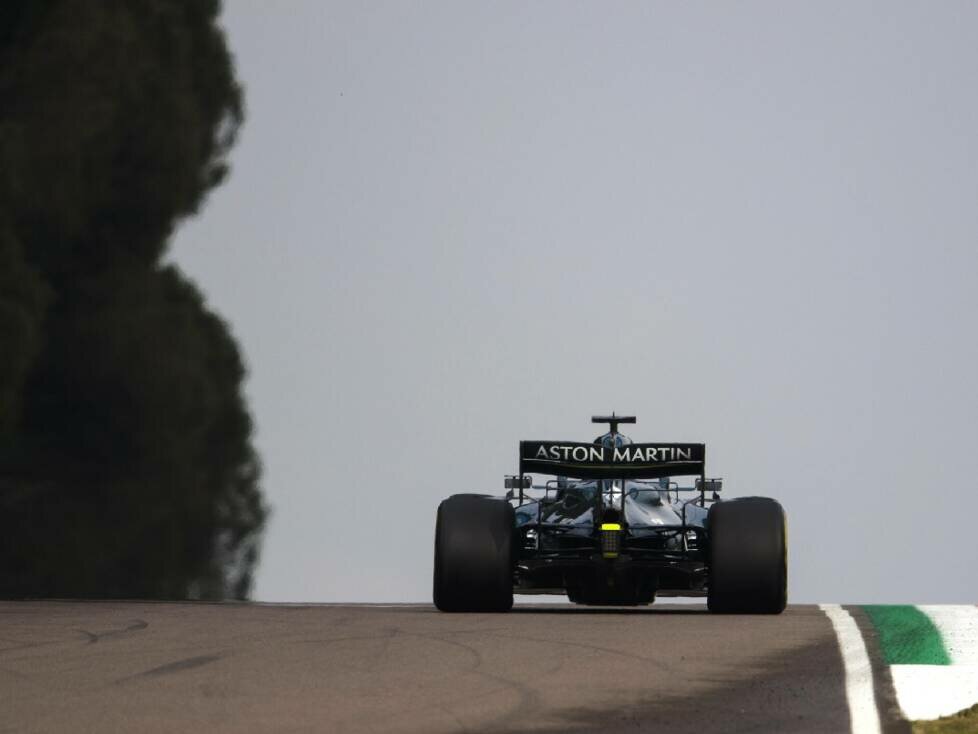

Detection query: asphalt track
xmin=0 ymin=602 xmax=909 ymax=733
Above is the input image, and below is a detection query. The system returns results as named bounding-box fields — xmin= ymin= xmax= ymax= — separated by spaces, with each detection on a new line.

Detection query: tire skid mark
xmin=292 ymin=632 xmax=399 ymax=647
xmin=121 ymin=654 xmax=221 ymax=682
xmin=0 ymin=640 xmax=46 ymax=656
xmin=483 ymin=629 xmax=682 ymax=675
xmin=1 ymin=619 xmax=147 ymax=659
xmin=402 ymin=631 xmax=541 ymax=731
xmin=471 ymin=668 xmax=541 ymax=731
xmin=76 ymin=619 xmax=148 ymax=644
xmin=441 ymin=627 xmax=509 ymax=636
xmin=433 ymin=702 xmax=471 ymax=734
xmin=402 ymin=630 xmax=483 ymax=670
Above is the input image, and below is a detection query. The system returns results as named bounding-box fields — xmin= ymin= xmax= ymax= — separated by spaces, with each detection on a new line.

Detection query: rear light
xmin=600 ymin=523 xmax=621 ymax=559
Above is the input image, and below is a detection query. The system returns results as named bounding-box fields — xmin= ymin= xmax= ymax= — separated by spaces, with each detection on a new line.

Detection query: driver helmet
xmin=593 ymin=431 xmax=633 ymax=449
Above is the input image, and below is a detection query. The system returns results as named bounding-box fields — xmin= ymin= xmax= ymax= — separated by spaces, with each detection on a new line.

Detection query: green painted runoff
xmin=863 ymin=605 xmax=951 ymax=665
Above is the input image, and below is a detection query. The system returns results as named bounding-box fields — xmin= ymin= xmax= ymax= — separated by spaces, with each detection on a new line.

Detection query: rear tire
xmin=707 ymin=497 xmax=787 ymax=614
xmin=433 ymin=495 xmax=514 ymax=612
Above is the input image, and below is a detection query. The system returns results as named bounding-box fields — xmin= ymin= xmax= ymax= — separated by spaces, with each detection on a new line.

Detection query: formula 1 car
xmin=433 ymin=415 xmax=786 ymax=613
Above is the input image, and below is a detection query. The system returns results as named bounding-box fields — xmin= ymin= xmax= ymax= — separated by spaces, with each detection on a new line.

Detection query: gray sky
xmin=170 ymin=2 xmax=978 ymax=604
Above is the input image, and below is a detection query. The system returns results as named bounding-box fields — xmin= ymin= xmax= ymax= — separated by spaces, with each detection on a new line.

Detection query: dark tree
xmin=0 ymin=0 xmax=266 ymax=599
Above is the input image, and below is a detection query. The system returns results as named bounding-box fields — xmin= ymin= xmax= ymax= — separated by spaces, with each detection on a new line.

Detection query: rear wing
xmin=519 ymin=441 xmax=705 ymax=481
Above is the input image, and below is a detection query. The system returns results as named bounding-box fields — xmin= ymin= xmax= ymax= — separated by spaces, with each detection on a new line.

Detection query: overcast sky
xmin=170 ymin=2 xmax=978 ymax=604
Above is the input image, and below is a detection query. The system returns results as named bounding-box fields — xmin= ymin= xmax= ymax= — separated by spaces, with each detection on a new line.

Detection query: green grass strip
xmin=912 ymin=703 xmax=978 ymax=733
xmin=863 ymin=605 xmax=951 ymax=665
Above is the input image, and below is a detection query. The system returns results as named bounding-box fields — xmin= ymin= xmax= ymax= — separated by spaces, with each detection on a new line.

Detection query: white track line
xmin=820 ymin=604 xmax=882 ymax=734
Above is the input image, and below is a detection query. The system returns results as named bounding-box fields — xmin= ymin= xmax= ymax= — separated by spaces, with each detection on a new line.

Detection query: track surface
xmin=0 ymin=601 xmax=904 ymax=733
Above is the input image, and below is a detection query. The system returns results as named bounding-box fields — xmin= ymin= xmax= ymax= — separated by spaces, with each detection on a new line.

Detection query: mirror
xmin=504 ymin=475 xmax=532 ymax=490
xmin=696 ymin=478 xmax=723 ymax=493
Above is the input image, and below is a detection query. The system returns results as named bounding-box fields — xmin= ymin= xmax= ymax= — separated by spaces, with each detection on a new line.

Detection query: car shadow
xmin=510 ymin=604 xmax=709 ymax=615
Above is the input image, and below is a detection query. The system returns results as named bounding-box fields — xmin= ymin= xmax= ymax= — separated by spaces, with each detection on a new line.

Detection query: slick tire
xmin=707 ymin=497 xmax=787 ymax=614
xmin=433 ymin=495 xmax=514 ymax=612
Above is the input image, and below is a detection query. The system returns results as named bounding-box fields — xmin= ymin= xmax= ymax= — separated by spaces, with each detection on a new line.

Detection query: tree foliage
xmin=0 ymin=0 xmax=265 ymax=599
